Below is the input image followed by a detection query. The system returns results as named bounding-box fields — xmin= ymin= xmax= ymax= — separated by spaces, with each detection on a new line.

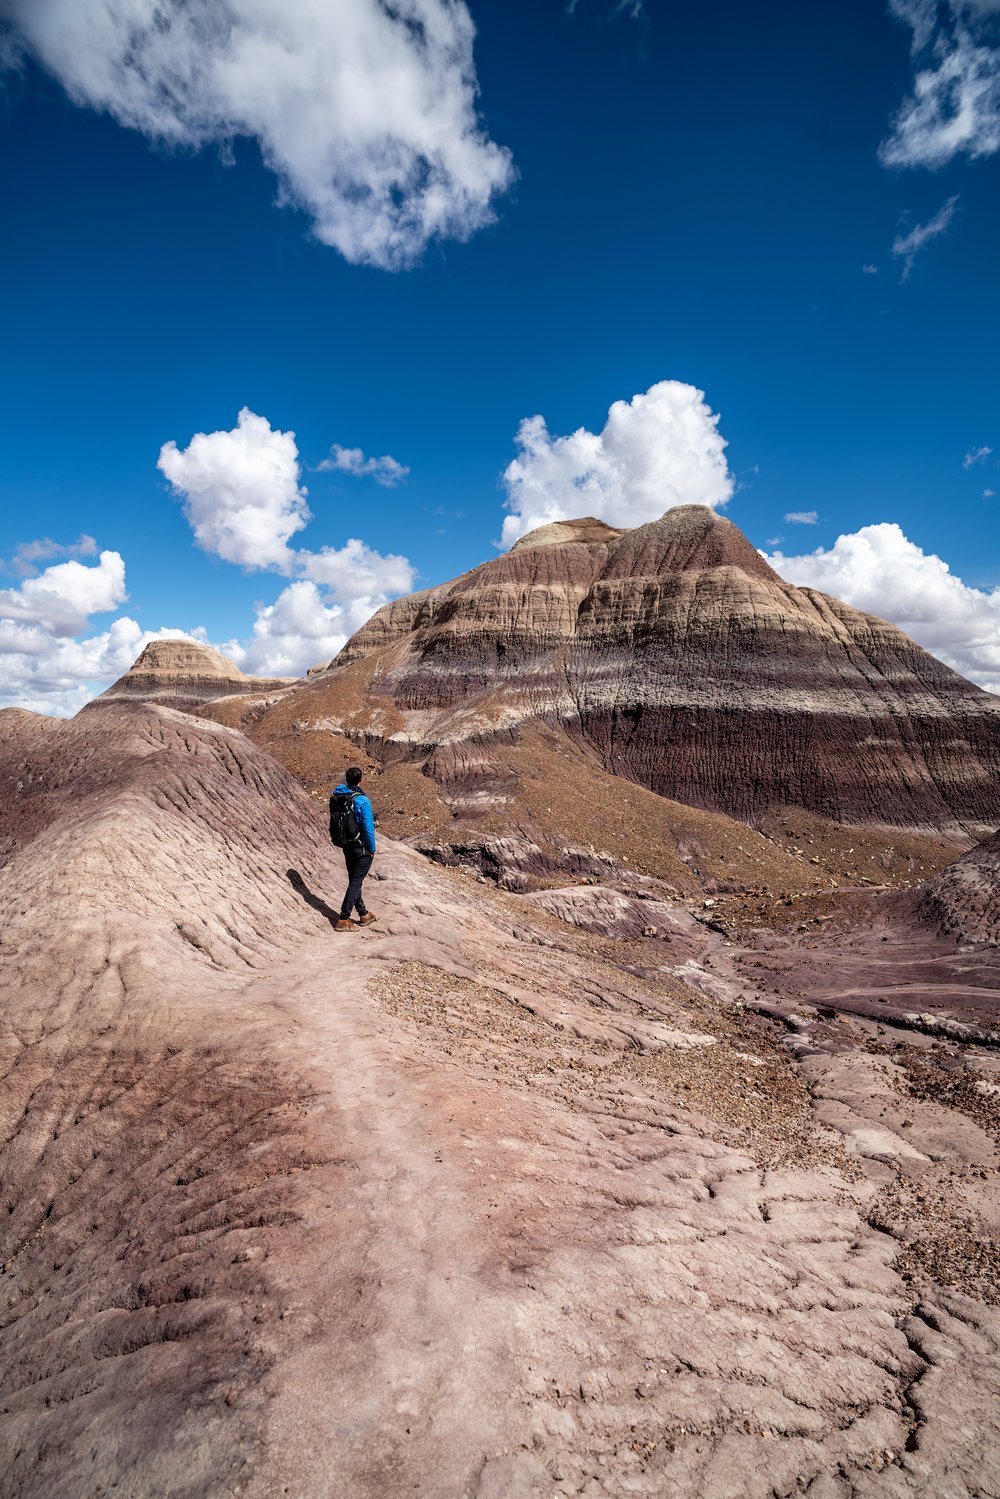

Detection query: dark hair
xmin=346 ymin=766 xmax=363 ymax=787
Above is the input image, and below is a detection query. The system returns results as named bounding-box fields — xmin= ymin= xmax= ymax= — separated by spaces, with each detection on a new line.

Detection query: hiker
xmin=329 ymin=766 xmax=377 ymax=932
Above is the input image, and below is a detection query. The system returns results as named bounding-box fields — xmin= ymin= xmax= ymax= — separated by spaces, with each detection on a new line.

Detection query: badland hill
xmin=196 ymin=505 xmax=1000 ymax=900
xmin=101 ymin=638 xmax=292 ymax=706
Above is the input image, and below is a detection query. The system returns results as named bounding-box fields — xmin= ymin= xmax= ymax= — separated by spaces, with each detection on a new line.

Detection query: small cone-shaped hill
xmin=100 ymin=638 xmax=292 ymax=705
xmin=212 ymin=505 xmax=1000 ymax=841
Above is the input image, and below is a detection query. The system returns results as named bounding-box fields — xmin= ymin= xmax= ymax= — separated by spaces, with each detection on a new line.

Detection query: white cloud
xmin=157 ymin=408 xmax=416 ymax=676
xmin=784 ymin=510 xmax=818 ymax=525
xmin=5 ymin=409 xmax=417 ymax=711
xmin=862 ymin=263 xmax=880 ymax=274
xmin=158 ymin=408 xmax=310 ymax=573
xmin=318 ymin=445 xmax=410 ymax=487
xmin=985 ymin=487 xmax=996 ymax=497
xmin=229 ymin=575 xmax=400 ymax=678
xmin=299 ymin=538 xmax=415 ymax=602
xmin=4 ymin=0 xmax=512 ymax=270
xmin=0 ymin=605 xmax=205 ymax=716
xmin=964 ymin=444 xmax=993 ymax=467
xmin=500 ymin=380 xmax=733 ymax=548
xmin=0 ymin=550 xmax=127 ymax=634
xmin=0 ymin=545 xmax=223 ymax=715
xmin=226 ymin=581 xmax=347 ymax=678
xmin=882 ymin=1 xmax=1000 ymax=168
xmin=235 ymin=540 xmax=415 ymax=676
xmin=765 ymin=522 xmax=1000 ymax=693
xmin=891 ymin=195 xmax=960 ymax=279
xmin=2 ymin=533 xmax=98 ymax=577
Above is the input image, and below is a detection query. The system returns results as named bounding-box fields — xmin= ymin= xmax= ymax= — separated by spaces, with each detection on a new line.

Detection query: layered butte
xmin=100 ymin=639 xmax=292 ymax=706
xmin=264 ymin=505 xmax=1000 ymax=837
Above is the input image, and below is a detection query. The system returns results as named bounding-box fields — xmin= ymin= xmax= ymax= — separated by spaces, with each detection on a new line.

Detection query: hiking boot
xmin=334 ymin=919 xmax=354 ymax=932
xmin=357 ymin=913 xmax=377 ymax=926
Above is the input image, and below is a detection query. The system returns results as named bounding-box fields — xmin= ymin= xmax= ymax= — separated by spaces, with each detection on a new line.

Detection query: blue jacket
xmin=333 ymin=784 xmax=376 ymax=853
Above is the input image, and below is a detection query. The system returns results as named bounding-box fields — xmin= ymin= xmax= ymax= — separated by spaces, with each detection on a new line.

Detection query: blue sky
xmin=1 ymin=0 xmax=999 ymax=711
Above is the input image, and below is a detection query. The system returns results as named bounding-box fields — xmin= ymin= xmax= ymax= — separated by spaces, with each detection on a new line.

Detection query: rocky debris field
xmin=0 ymin=700 xmax=998 ymax=1498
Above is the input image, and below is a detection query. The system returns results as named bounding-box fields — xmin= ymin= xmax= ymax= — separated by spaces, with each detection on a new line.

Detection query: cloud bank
xmin=0 ymin=546 xmax=201 ymax=715
xmin=882 ymin=0 xmax=1000 ymax=168
xmin=3 ymin=0 xmax=513 ymax=269
xmin=0 ymin=549 xmax=126 ymax=634
xmin=159 ymin=409 xmax=415 ymax=677
xmin=766 ymin=522 xmax=1000 ymax=692
xmin=501 ymin=380 xmax=734 ymax=548
xmin=0 ymin=403 xmax=419 ymax=710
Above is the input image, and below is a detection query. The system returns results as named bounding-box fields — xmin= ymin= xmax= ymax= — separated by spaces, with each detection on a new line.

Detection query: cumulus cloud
xmin=784 ymin=510 xmax=818 ymax=525
xmin=226 ymin=581 xmax=347 ymax=679
xmin=226 ymin=577 xmax=381 ymax=678
xmin=891 ymin=195 xmax=960 ymax=279
xmin=0 ymin=547 xmax=203 ymax=715
xmin=299 ymin=538 xmax=415 ymax=601
xmin=882 ymin=0 xmax=1000 ymax=168
xmin=0 ymin=619 xmax=214 ymax=716
xmin=500 ymin=380 xmax=733 ymax=549
xmin=0 ymin=550 xmax=127 ymax=634
xmin=862 ymin=263 xmax=880 ymax=274
xmin=765 ymin=522 xmax=1000 ymax=692
xmin=157 ymin=408 xmax=417 ymax=676
xmin=8 ymin=408 xmax=416 ymax=710
xmin=230 ymin=540 xmax=415 ymax=676
xmin=964 ymin=444 xmax=993 ymax=467
xmin=317 ymin=445 xmax=410 ymax=487
xmin=158 ymin=408 xmax=310 ymax=572
xmin=3 ymin=0 xmax=512 ymax=269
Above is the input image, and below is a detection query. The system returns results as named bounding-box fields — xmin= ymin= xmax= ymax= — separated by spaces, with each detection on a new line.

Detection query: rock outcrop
xmin=100 ymin=638 xmax=292 ymax=705
xmin=918 ymin=828 xmax=1000 ymax=946
xmin=259 ymin=506 xmax=1000 ymax=839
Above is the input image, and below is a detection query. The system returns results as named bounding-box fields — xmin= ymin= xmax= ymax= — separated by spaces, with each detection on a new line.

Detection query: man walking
xmin=329 ymin=766 xmax=377 ymax=932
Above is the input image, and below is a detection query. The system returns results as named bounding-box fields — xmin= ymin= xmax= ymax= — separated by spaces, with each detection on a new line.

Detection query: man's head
xmin=346 ymin=766 xmax=363 ymax=788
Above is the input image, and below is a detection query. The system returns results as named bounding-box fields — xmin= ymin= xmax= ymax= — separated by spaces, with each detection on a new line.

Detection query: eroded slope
xmin=0 ymin=702 xmax=998 ymax=1498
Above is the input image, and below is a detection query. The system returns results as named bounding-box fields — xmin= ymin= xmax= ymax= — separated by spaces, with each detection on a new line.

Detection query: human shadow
xmin=287 ymin=868 xmax=340 ymax=927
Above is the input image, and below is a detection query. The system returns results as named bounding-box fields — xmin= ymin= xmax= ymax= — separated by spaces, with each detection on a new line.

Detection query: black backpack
xmin=329 ymin=790 xmax=363 ymax=848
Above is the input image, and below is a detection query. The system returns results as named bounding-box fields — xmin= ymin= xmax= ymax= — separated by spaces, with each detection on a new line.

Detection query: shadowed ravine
xmin=1 ymin=701 xmax=999 ymax=1498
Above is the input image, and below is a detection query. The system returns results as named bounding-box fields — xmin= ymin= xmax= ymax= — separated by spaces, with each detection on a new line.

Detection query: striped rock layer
xmin=101 ymin=639 xmax=292 ymax=705
xmin=313 ymin=505 xmax=1000 ymax=835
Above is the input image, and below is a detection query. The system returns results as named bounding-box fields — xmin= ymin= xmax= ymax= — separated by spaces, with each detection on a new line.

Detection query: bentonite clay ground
xmin=1 ymin=702 xmax=999 ymax=1498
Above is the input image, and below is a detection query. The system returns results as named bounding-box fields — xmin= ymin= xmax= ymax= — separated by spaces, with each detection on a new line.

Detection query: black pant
xmin=341 ymin=847 xmax=373 ymax=919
